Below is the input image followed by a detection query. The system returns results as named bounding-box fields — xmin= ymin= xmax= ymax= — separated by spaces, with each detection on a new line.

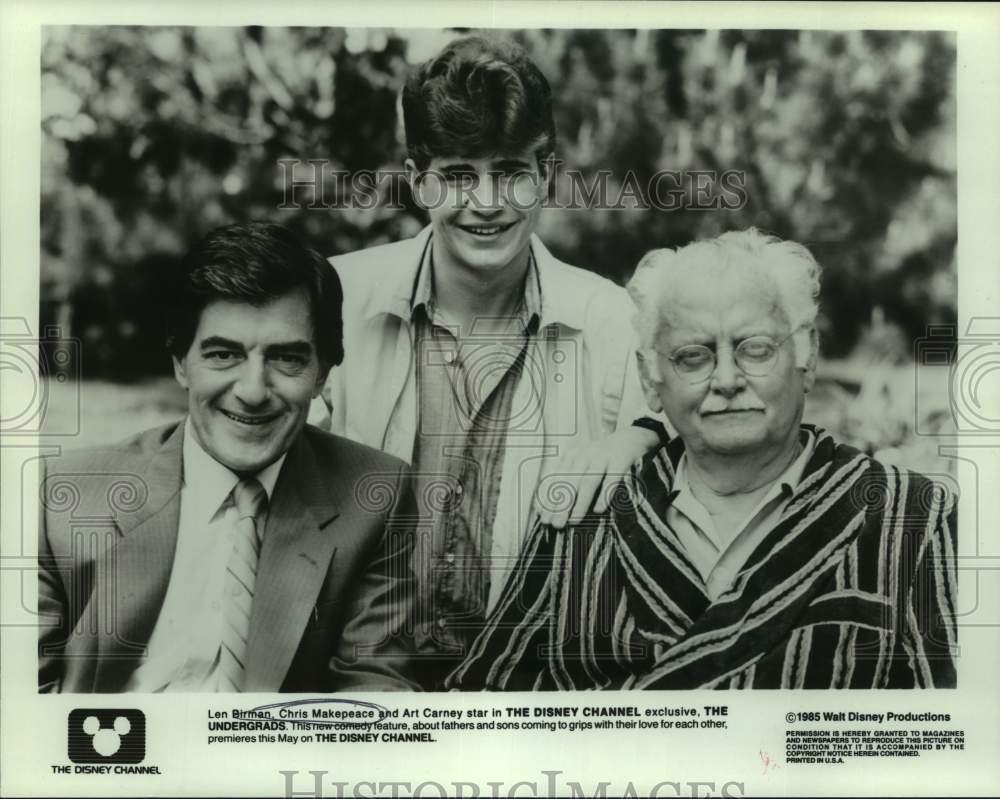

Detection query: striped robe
xmin=447 ymin=426 xmax=958 ymax=690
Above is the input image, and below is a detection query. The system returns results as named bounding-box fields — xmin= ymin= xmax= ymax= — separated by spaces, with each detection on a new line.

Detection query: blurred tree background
xmin=40 ymin=26 xmax=957 ymax=467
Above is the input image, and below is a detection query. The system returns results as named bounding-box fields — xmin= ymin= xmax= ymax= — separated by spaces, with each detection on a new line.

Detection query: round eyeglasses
xmin=662 ymin=332 xmax=797 ymax=384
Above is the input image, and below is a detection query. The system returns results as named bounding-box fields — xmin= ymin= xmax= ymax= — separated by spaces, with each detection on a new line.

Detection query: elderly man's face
xmin=639 ymin=268 xmax=815 ymax=461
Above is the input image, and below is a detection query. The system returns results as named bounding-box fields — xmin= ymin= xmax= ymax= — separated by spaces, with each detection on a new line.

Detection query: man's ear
xmin=635 ymin=350 xmax=664 ymax=413
xmin=536 ymin=154 xmax=555 ymax=199
xmin=801 ymin=326 xmax=819 ymax=393
xmin=313 ymin=363 xmax=332 ymax=398
xmin=404 ymin=158 xmax=424 ymax=207
xmin=172 ymin=354 xmax=189 ymax=390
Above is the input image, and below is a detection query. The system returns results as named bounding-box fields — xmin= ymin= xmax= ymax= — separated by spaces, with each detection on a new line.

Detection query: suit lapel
xmin=92 ymin=424 xmax=184 ymax=691
xmin=244 ymin=433 xmax=340 ymax=691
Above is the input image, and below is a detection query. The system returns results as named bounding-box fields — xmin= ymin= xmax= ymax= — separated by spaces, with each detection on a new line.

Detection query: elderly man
xmin=448 ymin=228 xmax=957 ymax=690
xmin=38 ymin=222 xmax=419 ymax=692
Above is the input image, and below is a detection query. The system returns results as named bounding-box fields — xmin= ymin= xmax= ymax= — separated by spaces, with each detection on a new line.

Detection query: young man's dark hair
xmin=165 ymin=221 xmax=344 ymax=368
xmin=401 ymin=35 xmax=556 ymax=170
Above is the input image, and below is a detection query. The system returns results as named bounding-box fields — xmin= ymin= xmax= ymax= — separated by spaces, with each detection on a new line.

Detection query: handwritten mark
xmin=759 ymin=749 xmax=781 ymax=775
xmin=248 ymin=698 xmax=390 ymax=730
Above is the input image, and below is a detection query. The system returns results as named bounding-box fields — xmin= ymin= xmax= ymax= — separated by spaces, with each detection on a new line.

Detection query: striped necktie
xmin=218 ymin=477 xmax=267 ymax=692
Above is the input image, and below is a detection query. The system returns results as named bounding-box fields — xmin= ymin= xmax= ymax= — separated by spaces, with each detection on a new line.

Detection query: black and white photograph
xmin=2 ymin=2 xmax=998 ymax=797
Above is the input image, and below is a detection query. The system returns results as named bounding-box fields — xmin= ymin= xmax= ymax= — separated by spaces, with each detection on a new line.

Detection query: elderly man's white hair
xmin=627 ymin=227 xmax=822 ymax=370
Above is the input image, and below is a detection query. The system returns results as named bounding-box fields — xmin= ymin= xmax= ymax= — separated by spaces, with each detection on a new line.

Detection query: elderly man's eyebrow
xmin=731 ymin=325 xmax=784 ymax=340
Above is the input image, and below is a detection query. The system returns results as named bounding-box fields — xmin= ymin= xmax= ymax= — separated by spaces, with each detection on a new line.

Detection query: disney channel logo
xmin=50 ymin=709 xmax=161 ymax=775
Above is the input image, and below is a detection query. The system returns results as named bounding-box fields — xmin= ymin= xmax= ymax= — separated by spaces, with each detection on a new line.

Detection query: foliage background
xmin=39 ymin=26 xmax=957 ymax=470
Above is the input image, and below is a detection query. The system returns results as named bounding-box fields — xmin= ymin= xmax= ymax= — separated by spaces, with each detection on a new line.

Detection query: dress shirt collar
xmin=367 ymin=226 xmax=588 ymax=330
xmin=671 ymin=428 xmax=816 ymax=519
xmin=181 ymin=417 xmax=287 ymax=522
xmin=410 ymin=238 xmax=541 ymax=334
xmin=666 ymin=429 xmax=817 ymax=584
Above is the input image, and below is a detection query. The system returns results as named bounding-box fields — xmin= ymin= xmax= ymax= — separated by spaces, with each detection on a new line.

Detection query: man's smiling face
xmin=172 ymin=288 xmax=328 ymax=474
xmin=409 ymin=148 xmax=547 ymax=276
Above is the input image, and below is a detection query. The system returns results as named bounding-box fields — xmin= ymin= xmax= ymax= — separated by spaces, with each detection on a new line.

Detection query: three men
xmin=448 ymin=229 xmax=958 ymax=690
xmin=37 ymin=36 xmax=958 ymax=695
xmin=313 ymin=36 xmax=658 ymax=684
xmin=38 ymin=223 xmax=418 ymax=692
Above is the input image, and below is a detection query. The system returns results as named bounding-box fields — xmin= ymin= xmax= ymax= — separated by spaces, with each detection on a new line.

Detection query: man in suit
xmin=38 ymin=222 xmax=419 ymax=692
xmin=310 ymin=35 xmax=664 ymax=687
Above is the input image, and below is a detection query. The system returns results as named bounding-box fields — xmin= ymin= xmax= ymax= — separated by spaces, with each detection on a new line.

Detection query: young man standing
xmin=313 ymin=37 xmax=660 ymax=686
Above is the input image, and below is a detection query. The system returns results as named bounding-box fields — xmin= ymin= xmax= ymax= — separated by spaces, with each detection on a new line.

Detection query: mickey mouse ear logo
xmin=68 ymin=708 xmax=145 ymax=764
xmin=87 ymin=716 xmax=129 ymax=757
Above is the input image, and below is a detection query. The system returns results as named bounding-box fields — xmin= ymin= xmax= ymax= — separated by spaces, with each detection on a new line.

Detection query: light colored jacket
xmin=313 ymin=226 xmax=650 ymax=608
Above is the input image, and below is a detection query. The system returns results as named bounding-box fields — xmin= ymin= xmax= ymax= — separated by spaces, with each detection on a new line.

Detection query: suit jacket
xmin=448 ymin=426 xmax=958 ymax=690
xmin=311 ymin=225 xmax=652 ymax=614
xmin=38 ymin=421 xmax=420 ymax=693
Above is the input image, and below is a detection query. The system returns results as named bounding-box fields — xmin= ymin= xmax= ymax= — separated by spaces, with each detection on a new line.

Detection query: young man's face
xmin=407 ymin=149 xmax=548 ymax=276
xmin=172 ymin=289 xmax=329 ymax=475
